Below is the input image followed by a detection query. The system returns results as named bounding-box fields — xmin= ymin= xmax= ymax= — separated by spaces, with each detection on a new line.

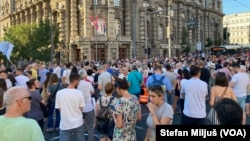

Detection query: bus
xmin=211 ymin=45 xmax=250 ymax=56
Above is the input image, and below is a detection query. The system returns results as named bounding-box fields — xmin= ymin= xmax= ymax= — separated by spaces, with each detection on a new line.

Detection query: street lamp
xmin=94 ymin=0 xmax=98 ymax=62
xmin=143 ymin=1 xmax=149 ymax=59
xmin=50 ymin=11 xmax=53 ymax=63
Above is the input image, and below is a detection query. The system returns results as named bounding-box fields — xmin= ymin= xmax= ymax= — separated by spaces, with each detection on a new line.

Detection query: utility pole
xmin=144 ymin=1 xmax=148 ymax=60
xmin=50 ymin=11 xmax=53 ymax=63
xmin=94 ymin=0 xmax=98 ymax=62
xmin=168 ymin=0 xmax=172 ymax=58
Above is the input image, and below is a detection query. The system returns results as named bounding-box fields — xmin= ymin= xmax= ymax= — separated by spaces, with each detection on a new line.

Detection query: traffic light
xmin=148 ymin=48 xmax=151 ymax=54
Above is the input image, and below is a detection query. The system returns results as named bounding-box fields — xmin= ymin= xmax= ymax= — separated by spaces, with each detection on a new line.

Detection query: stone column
xmin=124 ymin=0 xmax=131 ymax=36
xmin=59 ymin=10 xmax=65 ymax=45
xmin=70 ymin=0 xmax=78 ymax=37
xmin=16 ymin=13 xmax=20 ymax=24
xmin=20 ymin=11 xmax=24 ymax=24
xmin=30 ymin=7 xmax=36 ymax=23
xmin=25 ymin=10 xmax=30 ymax=24
xmin=43 ymin=2 xmax=49 ymax=21
xmin=36 ymin=3 xmax=42 ymax=23
xmin=12 ymin=15 xmax=16 ymax=25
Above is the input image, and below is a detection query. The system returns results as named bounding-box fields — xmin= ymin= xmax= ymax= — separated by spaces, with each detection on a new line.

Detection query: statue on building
xmin=2 ymin=0 xmax=9 ymax=15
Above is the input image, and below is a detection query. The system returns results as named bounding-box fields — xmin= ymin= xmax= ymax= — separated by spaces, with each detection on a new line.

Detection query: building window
xmin=217 ymin=1 xmax=221 ymax=9
xmin=158 ymin=24 xmax=163 ymax=40
xmin=93 ymin=0 xmax=106 ymax=5
xmin=114 ymin=0 xmax=120 ymax=6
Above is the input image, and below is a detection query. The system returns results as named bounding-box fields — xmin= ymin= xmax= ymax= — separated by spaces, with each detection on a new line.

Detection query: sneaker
xmin=46 ymin=128 xmax=54 ymax=132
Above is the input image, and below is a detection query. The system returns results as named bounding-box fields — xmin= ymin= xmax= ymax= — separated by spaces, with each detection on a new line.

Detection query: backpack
xmin=96 ymin=96 xmax=115 ymax=134
xmin=151 ymin=74 xmax=165 ymax=86
xmin=151 ymin=74 xmax=166 ymax=94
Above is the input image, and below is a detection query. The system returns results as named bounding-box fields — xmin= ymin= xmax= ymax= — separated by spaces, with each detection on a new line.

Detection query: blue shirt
xmin=127 ymin=70 xmax=142 ymax=96
xmin=39 ymin=68 xmax=49 ymax=85
xmin=146 ymin=74 xmax=173 ymax=92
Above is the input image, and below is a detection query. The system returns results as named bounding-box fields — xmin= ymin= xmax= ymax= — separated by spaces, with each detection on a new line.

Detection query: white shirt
xmin=231 ymin=72 xmax=250 ymax=97
xmin=6 ymin=79 xmax=12 ymax=89
xmin=77 ymin=80 xmax=94 ymax=112
xmin=181 ymin=78 xmax=208 ymax=118
xmin=55 ymin=88 xmax=85 ymax=130
xmin=180 ymin=79 xmax=188 ymax=99
xmin=62 ymin=69 xmax=71 ymax=84
xmin=86 ymin=76 xmax=94 ymax=84
xmin=53 ymin=66 xmax=61 ymax=78
xmin=15 ymin=75 xmax=29 ymax=88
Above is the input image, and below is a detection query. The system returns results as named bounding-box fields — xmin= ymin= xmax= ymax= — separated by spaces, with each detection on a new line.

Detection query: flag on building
xmin=89 ymin=16 xmax=99 ymax=30
xmin=0 ymin=41 xmax=14 ymax=61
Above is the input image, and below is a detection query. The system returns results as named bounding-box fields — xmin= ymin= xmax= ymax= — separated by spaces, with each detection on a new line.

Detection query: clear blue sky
xmin=223 ymin=0 xmax=250 ymax=15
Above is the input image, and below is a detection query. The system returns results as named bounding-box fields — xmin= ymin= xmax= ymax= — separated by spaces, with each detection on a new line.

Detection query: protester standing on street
xmin=0 ymin=86 xmax=45 ymax=141
xmin=230 ymin=63 xmax=250 ymax=125
xmin=127 ymin=65 xmax=142 ymax=98
xmin=113 ymin=78 xmax=141 ymax=141
xmin=26 ymin=78 xmax=45 ymax=131
xmin=144 ymin=85 xmax=173 ymax=141
xmin=180 ymin=65 xmax=208 ymax=125
xmin=55 ymin=73 xmax=85 ymax=141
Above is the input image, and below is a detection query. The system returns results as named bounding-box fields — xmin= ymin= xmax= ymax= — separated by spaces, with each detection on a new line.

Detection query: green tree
xmin=205 ymin=38 xmax=213 ymax=47
xmin=3 ymin=20 xmax=59 ymax=62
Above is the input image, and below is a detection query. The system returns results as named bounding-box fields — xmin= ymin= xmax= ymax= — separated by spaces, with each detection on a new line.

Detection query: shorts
xmin=236 ymin=96 xmax=247 ymax=111
xmin=246 ymin=95 xmax=250 ymax=103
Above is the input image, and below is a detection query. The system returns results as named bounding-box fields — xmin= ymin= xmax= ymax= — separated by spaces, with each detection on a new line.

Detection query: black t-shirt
xmin=0 ymin=107 xmax=6 ymax=116
xmin=200 ymin=67 xmax=211 ymax=85
xmin=93 ymin=73 xmax=100 ymax=88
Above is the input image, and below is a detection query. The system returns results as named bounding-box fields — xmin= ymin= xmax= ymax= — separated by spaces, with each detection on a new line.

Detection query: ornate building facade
xmin=0 ymin=0 xmax=224 ymax=62
xmin=223 ymin=12 xmax=250 ymax=45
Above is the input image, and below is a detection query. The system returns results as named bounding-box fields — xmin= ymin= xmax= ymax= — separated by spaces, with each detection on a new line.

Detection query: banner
xmin=0 ymin=41 xmax=14 ymax=61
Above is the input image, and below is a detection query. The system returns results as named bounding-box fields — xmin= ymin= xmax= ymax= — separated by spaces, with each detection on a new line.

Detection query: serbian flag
xmin=90 ymin=16 xmax=98 ymax=30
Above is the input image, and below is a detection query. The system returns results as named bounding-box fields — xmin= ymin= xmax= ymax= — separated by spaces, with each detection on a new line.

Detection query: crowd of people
xmin=0 ymin=52 xmax=249 ymax=141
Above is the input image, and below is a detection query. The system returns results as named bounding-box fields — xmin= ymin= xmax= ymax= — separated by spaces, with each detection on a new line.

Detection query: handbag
xmin=40 ymin=102 xmax=49 ymax=118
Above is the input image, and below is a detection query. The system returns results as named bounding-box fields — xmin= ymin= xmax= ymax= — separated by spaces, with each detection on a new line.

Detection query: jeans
xmin=236 ymin=95 xmax=247 ymax=111
xmin=83 ymin=110 xmax=95 ymax=141
xmin=59 ymin=125 xmax=85 ymax=141
xmin=181 ymin=113 xmax=207 ymax=125
xmin=37 ymin=119 xmax=44 ymax=131
xmin=48 ymin=101 xmax=60 ymax=128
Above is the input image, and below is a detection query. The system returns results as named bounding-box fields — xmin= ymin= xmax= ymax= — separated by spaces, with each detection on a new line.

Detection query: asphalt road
xmin=44 ymin=99 xmax=250 ymax=141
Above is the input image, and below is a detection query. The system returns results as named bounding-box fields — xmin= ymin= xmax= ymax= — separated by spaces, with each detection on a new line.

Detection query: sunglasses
xmin=20 ymin=96 xmax=32 ymax=101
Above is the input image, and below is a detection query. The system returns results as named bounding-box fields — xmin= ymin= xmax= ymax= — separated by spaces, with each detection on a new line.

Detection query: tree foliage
xmin=3 ymin=20 xmax=59 ymax=62
xmin=205 ymin=38 xmax=213 ymax=47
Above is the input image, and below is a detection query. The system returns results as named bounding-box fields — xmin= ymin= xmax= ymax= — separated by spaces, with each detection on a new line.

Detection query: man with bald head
xmin=0 ymin=86 xmax=45 ymax=141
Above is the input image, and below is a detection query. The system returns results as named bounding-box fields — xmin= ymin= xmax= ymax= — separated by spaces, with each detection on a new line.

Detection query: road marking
xmin=46 ymin=133 xmax=100 ymax=141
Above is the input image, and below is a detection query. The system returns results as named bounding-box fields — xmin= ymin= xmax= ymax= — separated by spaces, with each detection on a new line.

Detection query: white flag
xmin=0 ymin=41 xmax=14 ymax=61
